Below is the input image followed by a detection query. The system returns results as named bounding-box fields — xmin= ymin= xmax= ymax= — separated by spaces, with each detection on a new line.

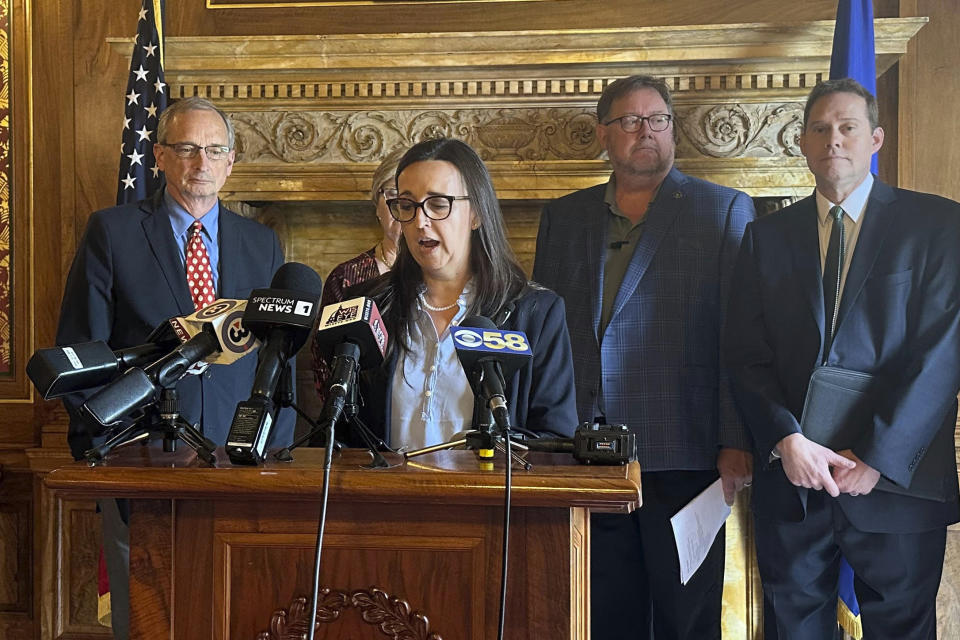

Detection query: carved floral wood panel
xmin=258 ymin=589 xmax=442 ymax=640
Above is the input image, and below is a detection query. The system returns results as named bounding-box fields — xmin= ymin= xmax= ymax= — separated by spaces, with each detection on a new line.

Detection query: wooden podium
xmin=43 ymin=446 xmax=641 ymax=640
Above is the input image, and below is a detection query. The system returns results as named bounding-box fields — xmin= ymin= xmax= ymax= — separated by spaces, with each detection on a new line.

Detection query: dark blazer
xmin=533 ymin=168 xmax=755 ymax=471
xmin=352 ymin=282 xmax=579 ymax=445
xmin=56 ymin=190 xmax=295 ymax=460
xmin=725 ymin=179 xmax=960 ymax=533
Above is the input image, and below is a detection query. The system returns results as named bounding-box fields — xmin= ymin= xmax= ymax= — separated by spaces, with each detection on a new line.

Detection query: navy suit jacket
xmin=57 ymin=190 xmax=295 ymax=460
xmin=533 ymin=167 xmax=755 ymax=472
xmin=725 ymin=179 xmax=960 ymax=533
xmin=352 ymin=282 xmax=579 ymax=445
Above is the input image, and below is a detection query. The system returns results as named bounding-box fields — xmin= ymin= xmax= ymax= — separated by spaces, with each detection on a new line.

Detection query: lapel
xmin=608 ymin=167 xmax=684 ymax=325
xmin=141 ymin=190 xmax=194 ymax=316
xmin=789 ymin=194 xmax=826 ymax=345
xmin=581 ymin=193 xmax=607 ymax=340
xmin=217 ymin=204 xmax=241 ymax=298
xmin=834 ymin=179 xmax=897 ymax=329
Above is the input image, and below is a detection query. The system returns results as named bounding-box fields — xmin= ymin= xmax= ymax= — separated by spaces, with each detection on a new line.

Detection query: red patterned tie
xmin=186 ymin=220 xmax=216 ymax=310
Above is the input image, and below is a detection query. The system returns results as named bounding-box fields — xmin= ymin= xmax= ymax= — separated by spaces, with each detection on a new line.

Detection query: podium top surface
xmin=44 ymin=447 xmax=642 ymax=512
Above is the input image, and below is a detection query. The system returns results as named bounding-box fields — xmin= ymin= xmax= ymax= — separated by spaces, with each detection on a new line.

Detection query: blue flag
xmin=829 ymin=2 xmax=874 ymax=638
xmin=830 ymin=0 xmax=878 ymax=174
xmin=116 ymin=0 xmax=167 ymax=205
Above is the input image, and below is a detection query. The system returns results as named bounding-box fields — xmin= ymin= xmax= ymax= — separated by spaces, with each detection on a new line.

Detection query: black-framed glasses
xmin=158 ymin=142 xmax=232 ymax=161
xmin=602 ymin=113 xmax=673 ymax=133
xmin=387 ymin=195 xmax=470 ymax=222
xmin=378 ymin=186 xmax=399 ymax=201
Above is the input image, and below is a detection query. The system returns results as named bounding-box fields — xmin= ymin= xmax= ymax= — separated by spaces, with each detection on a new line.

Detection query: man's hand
xmin=832 ymin=449 xmax=881 ymax=496
xmin=777 ymin=433 xmax=856 ymax=497
xmin=717 ymin=447 xmax=753 ymax=506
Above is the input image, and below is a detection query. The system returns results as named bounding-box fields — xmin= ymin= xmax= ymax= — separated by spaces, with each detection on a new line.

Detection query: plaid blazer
xmin=533 ymin=167 xmax=754 ymax=471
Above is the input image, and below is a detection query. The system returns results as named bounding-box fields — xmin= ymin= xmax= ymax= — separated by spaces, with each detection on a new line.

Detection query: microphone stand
xmin=83 ymin=387 xmax=217 ymax=465
xmin=306 ymin=402 xmax=337 ymax=640
xmin=274 ymin=360 xmax=394 ymax=469
xmin=404 ymin=367 xmax=531 ymax=470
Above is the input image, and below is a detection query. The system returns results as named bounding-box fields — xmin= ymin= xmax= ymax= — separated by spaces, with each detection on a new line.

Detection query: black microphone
xmin=80 ymin=299 xmax=260 ymax=430
xmin=312 ymin=297 xmax=389 ymax=425
xmin=451 ymin=316 xmax=533 ymax=431
xmin=227 ymin=262 xmax=323 ymax=465
xmin=27 ymin=320 xmax=181 ymax=400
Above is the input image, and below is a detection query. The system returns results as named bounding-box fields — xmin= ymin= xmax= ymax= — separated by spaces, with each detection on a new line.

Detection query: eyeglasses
xmin=158 ymin=142 xmax=232 ymax=161
xmin=387 ymin=195 xmax=470 ymax=222
xmin=378 ymin=186 xmax=399 ymax=201
xmin=602 ymin=113 xmax=673 ymax=133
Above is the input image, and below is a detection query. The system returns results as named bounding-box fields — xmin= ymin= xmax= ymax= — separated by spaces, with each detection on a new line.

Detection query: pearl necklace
xmin=375 ymin=241 xmax=395 ymax=269
xmin=418 ymin=291 xmax=459 ymax=312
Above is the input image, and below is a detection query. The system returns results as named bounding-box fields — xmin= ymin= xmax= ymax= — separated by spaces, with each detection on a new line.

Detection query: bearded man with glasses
xmin=533 ymin=74 xmax=756 ymax=640
xmin=56 ymin=96 xmax=294 ymax=640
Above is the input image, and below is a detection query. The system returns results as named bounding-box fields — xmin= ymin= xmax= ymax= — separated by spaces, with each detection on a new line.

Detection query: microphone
xmin=313 ymin=296 xmax=389 ymax=425
xmin=27 ymin=340 xmax=173 ymax=400
xmin=26 ymin=319 xmax=182 ymax=399
xmin=227 ymin=262 xmax=323 ymax=465
xmin=80 ymin=299 xmax=259 ymax=430
xmin=451 ymin=316 xmax=532 ymax=431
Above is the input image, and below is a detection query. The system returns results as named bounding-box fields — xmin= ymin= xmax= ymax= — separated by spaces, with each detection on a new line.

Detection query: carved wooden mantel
xmin=108 ymin=19 xmax=926 ymax=200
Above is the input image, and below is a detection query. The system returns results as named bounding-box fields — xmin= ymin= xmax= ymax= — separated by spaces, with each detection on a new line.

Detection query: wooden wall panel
xmin=167 ymin=0 xmax=842 ymax=37
xmin=0 ymin=470 xmax=31 ymax=638
xmin=898 ymin=0 xmax=960 ymax=200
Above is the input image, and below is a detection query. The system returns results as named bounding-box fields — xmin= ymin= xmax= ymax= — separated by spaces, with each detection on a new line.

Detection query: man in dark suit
xmin=725 ymin=78 xmax=960 ymax=639
xmin=56 ymin=97 xmax=294 ymax=639
xmin=533 ymin=75 xmax=755 ymax=639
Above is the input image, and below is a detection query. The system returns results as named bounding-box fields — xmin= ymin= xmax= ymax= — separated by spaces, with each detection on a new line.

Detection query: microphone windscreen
xmin=270 ymin=262 xmax=324 ymax=297
xmin=461 ymin=315 xmax=498 ymax=331
xmin=27 ymin=342 xmax=120 ymax=400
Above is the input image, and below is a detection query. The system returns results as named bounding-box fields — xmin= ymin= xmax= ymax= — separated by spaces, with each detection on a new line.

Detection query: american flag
xmin=116 ymin=0 xmax=167 ymax=205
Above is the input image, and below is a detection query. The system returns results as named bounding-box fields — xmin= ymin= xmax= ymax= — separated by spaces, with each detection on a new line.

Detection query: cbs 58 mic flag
xmin=117 ymin=0 xmax=168 ymax=205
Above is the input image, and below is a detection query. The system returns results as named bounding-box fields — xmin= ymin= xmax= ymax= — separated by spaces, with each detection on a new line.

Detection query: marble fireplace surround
xmin=110 ymin=19 xmax=924 ymax=202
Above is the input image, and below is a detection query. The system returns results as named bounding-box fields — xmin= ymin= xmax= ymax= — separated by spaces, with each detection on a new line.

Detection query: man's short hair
xmin=597 ymin=75 xmax=674 ymax=123
xmin=156 ymin=96 xmax=236 ymax=149
xmin=803 ymin=78 xmax=880 ymax=131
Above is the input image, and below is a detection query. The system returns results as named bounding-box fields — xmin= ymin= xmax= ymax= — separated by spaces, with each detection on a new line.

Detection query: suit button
xmin=204 ymin=370 xmax=212 ymax=379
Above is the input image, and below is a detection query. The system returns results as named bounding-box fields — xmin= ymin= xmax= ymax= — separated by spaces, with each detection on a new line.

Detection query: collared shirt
xmin=600 ymin=175 xmax=658 ymax=335
xmin=815 ymin=173 xmax=873 ymax=297
xmin=165 ymin=190 xmax=221 ymax=293
xmin=390 ymin=283 xmax=475 ymax=450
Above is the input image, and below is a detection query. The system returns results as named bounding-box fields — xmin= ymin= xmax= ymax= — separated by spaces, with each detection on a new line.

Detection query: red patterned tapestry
xmin=0 ymin=0 xmax=9 ymax=373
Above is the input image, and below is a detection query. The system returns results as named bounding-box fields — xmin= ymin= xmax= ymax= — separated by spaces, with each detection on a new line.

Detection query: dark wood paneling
xmin=899 ymin=0 xmax=960 ymax=200
xmin=168 ymin=1 xmax=842 ymax=37
xmin=0 ymin=471 xmax=31 ymax=620
xmin=63 ymin=501 xmax=104 ymax=633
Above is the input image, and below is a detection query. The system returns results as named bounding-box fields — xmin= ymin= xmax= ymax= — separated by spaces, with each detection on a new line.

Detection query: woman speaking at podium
xmin=350 ymin=138 xmax=578 ymax=450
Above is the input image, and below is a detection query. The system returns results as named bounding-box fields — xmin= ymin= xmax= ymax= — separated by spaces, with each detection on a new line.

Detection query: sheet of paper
xmin=669 ymin=478 xmax=732 ymax=585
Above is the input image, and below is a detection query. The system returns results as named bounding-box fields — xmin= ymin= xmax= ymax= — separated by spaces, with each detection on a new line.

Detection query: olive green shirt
xmin=600 ymin=175 xmax=659 ymax=335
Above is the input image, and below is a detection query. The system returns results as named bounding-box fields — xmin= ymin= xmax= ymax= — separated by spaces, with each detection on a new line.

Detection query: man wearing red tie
xmin=56 ymin=97 xmax=292 ymax=639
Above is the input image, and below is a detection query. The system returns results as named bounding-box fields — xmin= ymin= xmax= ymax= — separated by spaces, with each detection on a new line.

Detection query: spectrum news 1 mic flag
xmin=117 ymin=0 xmax=167 ymax=206
xmin=830 ymin=2 xmax=875 ymax=638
